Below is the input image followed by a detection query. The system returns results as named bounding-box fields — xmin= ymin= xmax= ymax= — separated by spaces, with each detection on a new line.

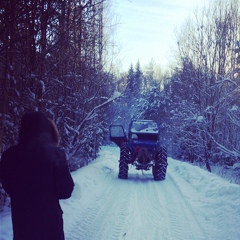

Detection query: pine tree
xmin=134 ymin=61 xmax=142 ymax=95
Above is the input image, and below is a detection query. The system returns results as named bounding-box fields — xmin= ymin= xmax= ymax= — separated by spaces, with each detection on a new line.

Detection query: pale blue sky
xmin=111 ymin=0 xmax=206 ymax=71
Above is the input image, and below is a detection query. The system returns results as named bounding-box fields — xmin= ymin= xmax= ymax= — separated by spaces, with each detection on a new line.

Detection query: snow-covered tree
xmin=0 ymin=0 xmax=117 ymax=161
xmin=168 ymin=0 xmax=240 ymax=171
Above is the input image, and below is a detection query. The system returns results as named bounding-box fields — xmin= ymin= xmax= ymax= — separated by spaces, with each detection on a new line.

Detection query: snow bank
xmin=169 ymin=158 xmax=240 ymax=240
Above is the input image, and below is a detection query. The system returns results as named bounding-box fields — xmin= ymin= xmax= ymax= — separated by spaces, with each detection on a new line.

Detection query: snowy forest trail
xmin=1 ymin=146 xmax=240 ymax=240
xmin=60 ymin=146 xmax=240 ymax=240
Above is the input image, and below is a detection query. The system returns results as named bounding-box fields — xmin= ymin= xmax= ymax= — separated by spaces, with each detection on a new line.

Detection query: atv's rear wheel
xmin=152 ymin=147 xmax=168 ymax=181
xmin=118 ymin=142 xmax=130 ymax=179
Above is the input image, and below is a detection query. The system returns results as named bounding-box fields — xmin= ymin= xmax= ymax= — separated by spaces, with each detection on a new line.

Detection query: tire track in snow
xmin=117 ymin=172 xmax=173 ymax=240
xmin=137 ymin=180 xmax=173 ymax=240
xmin=65 ymin=164 xmax=132 ymax=240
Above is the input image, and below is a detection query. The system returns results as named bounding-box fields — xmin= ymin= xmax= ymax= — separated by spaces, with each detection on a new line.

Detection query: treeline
xmin=0 ymin=0 xmax=116 ymax=170
xmin=111 ymin=0 xmax=240 ymax=172
xmin=162 ymin=0 xmax=240 ymax=171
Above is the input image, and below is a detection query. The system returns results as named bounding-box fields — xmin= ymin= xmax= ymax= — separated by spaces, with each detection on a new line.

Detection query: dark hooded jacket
xmin=0 ymin=112 xmax=74 ymax=240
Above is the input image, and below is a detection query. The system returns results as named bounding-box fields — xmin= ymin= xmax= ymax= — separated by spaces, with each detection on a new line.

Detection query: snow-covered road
xmin=1 ymin=146 xmax=240 ymax=240
xmin=62 ymin=146 xmax=240 ymax=240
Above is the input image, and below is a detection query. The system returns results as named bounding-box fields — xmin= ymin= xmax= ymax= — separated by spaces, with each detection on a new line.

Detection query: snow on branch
xmin=216 ymin=76 xmax=240 ymax=89
xmin=227 ymin=112 xmax=240 ymax=128
xmin=71 ymin=91 xmax=122 ymax=147
xmin=84 ymin=91 xmax=122 ymax=122
xmin=208 ymin=133 xmax=240 ymax=157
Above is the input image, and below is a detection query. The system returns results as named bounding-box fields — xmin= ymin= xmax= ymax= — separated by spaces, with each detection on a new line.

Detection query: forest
xmin=0 ymin=0 xmax=240 ymax=208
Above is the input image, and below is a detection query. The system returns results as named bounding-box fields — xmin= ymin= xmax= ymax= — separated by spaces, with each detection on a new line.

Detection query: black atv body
xmin=109 ymin=120 xmax=167 ymax=180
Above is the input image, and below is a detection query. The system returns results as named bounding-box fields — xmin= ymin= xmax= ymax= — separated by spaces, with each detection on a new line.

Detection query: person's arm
xmin=54 ymin=149 xmax=74 ymax=199
xmin=0 ymin=150 xmax=14 ymax=195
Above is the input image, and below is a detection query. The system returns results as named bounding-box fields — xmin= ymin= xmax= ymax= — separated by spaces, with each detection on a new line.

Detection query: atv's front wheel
xmin=152 ymin=147 xmax=168 ymax=181
xmin=118 ymin=142 xmax=130 ymax=179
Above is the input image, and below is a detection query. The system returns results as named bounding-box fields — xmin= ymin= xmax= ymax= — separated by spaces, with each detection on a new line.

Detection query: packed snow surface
xmin=0 ymin=146 xmax=240 ymax=240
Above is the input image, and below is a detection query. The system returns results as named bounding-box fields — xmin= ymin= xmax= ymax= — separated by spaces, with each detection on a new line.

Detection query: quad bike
xmin=109 ymin=120 xmax=167 ymax=180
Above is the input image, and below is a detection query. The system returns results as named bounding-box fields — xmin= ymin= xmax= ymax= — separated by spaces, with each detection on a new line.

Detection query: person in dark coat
xmin=0 ymin=111 xmax=74 ymax=240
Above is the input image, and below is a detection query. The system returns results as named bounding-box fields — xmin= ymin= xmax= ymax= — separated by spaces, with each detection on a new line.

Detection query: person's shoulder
xmin=2 ymin=144 xmax=21 ymax=156
xmin=41 ymin=144 xmax=66 ymax=159
xmin=42 ymin=144 xmax=64 ymax=153
xmin=54 ymin=147 xmax=66 ymax=159
xmin=44 ymin=145 xmax=67 ymax=167
xmin=0 ymin=144 xmax=22 ymax=165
